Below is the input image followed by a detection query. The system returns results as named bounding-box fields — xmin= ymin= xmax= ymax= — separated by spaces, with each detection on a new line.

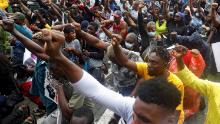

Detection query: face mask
xmin=147 ymin=32 xmax=156 ymax=37
xmin=125 ymin=42 xmax=134 ymax=49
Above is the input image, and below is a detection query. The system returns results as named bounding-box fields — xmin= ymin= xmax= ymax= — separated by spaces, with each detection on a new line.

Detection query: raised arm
xmin=162 ymin=0 xmax=170 ymax=20
xmin=2 ymin=19 xmax=49 ymax=60
xmin=50 ymin=3 xmax=62 ymax=21
xmin=51 ymin=23 xmax=71 ymax=31
xmin=112 ymin=34 xmax=138 ymax=73
xmin=174 ymin=45 xmax=213 ymax=96
xmin=119 ymin=21 xmax=128 ymax=39
xmin=19 ymin=0 xmax=32 ymax=17
xmin=211 ymin=3 xmax=220 ymax=28
xmin=137 ymin=9 xmax=143 ymax=28
xmin=44 ymin=32 xmax=134 ymax=122
xmin=72 ymin=22 xmax=109 ymax=49
xmin=101 ymin=23 xmax=113 ymax=38
xmin=124 ymin=14 xmax=137 ymax=28
xmin=137 ymin=4 xmax=150 ymax=51
xmin=36 ymin=0 xmax=49 ymax=10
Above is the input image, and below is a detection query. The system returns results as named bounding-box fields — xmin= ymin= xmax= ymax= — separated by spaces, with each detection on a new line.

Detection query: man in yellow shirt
xmin=173 ymin=45 xmax=220 ymax=124
xmin=112 ymin=35 xmax=184 ymax=124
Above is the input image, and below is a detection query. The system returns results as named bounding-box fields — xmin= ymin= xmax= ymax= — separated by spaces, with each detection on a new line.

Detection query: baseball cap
xmin=13 ymin=12 xmax=25 ymax=20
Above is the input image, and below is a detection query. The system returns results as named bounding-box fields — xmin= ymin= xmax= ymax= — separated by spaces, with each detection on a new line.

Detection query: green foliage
xmin=0 ymin=26 xmax=11 ymax=55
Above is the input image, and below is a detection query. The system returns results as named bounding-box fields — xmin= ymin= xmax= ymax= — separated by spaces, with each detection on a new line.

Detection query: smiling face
xmin=132 ymin=97 xmax=178 ymax=124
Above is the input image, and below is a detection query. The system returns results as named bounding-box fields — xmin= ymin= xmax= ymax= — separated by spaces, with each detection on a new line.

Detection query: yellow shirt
xmin=44 ymin=24 xmax=51 ymax=29
xmin=176 ymin=66 xmax=220 ymax=124
xmin=156 ymin=20 xmax=167 ymax=35
xmin=136 ymin=62 xmax=184 ymax=124
xmin=0 ymin=0 xmax=8 ymax=10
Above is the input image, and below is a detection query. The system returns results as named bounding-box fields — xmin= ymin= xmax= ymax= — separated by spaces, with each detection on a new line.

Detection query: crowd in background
xmin=0 ymin=0 xmax=220 ymax=123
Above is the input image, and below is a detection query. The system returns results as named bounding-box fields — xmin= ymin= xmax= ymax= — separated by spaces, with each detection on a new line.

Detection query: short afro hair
xmin=137 ymin=77 xmax=181 ymax=112
xmin=89 ymin=22 xmax=99 ymax=32
xmin=72 ymin=107 xmax=94 ymax=124
xmin=149 ymin=46 xmax=171 ymax=64
xmin=63 ymin=25 xmax=75 ymax=34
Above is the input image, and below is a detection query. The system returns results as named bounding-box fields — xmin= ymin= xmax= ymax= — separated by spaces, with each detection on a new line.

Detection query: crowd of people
xmin=0 ymin=0 xmax=220 ymax=123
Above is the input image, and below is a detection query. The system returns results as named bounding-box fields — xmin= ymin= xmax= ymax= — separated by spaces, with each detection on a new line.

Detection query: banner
xmin=44 ymin=69 xmax=58 ymax=104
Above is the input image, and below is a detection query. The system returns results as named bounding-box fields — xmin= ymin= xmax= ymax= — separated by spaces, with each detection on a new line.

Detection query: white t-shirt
xmin=72 ymin=70 xmax=135 ymax=124
xmin=131 ymin=9 xmax=138 ymax=20
xmin=64 ymin=39 xmax=81 ymax=52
